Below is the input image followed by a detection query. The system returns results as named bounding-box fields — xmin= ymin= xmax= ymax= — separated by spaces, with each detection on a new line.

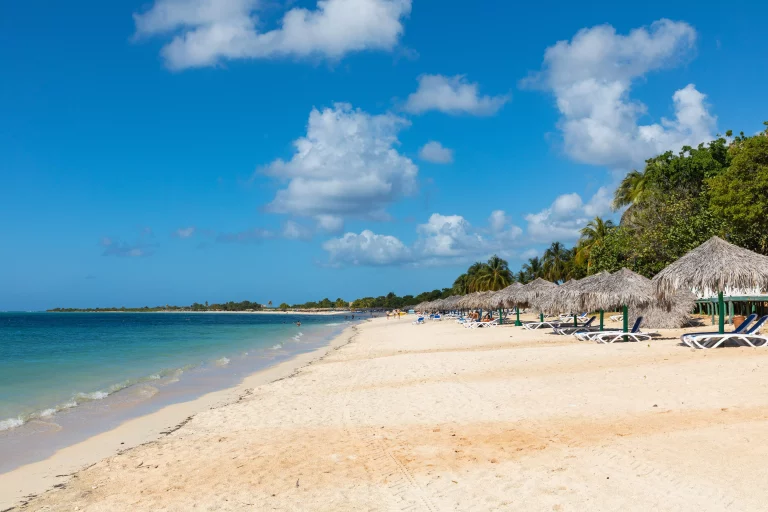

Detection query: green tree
xmin=471 ymin=255 xmax=514 ymax=291
xmin=575 ymin=217 xmax=615 ymax=272
xmin=521 ymin=256 xmax=543 ymax=282
xmin=709 ymin=127 xmax=768 ymax=253
xmin=542 ymin=242 xmax=570 ymax=283
xmin=612 ymin=169 xmax=650 ymax=210
xmin=279 ymin=302 xmax=289 ymax=311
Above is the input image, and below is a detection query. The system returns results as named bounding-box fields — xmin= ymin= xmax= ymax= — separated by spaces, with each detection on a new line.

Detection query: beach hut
xmin=652 ymin=236 xmax=768 ymax=334
xmin=518 ymin=278 xmax=558 ymax=322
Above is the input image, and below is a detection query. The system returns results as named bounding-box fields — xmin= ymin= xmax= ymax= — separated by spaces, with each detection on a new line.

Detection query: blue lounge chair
xmin=681 ymin=313 xmax=756 ymax=347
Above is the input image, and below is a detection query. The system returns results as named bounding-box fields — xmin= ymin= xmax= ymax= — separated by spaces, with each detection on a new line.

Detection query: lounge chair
xmin=559 ymin=312 xmax=589 ymax=323
xmin=683 ymin=315 xmax=768 ymax=349
xmin=554 ymin=316 xmax=596 ymax=335
xmin=412 ymin=316 xmax=425 ymax=325
xmin=574 ymin=327 xmax=622 ymax=341
xmin=523 ymin=320 xmax=563 ymax=330
xmin=471 ymin=319 xmax=499 ymax=329
xmin=592 ymin=317 xmax=654 ymax=344
xmin=680 ymin=313 xmax=756 ymax=347
xmin=609 ymin=314 xmax=623 ymax=322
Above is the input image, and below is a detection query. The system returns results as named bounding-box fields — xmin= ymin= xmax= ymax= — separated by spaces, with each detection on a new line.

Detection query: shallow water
xmin=0 ymin=312 xmax=354 ymax=472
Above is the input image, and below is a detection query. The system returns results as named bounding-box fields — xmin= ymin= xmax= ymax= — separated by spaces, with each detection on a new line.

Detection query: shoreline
xmin=12 ymin=315 xmax=768 ymax=511
xmin=0 ymin=322 xmax=360 ymax=510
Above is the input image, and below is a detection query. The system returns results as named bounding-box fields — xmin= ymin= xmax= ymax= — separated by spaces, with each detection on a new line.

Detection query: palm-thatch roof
xmin=581 ymin=268 xmax=653 ymax=310
xmin=653 ymin=236 xmax=768 ymax=300
xmin=518 ymin=278 xmax=558 ymax=311
xmin=569 ymin=271 xmax=613 ymax=312
xmin=540 ymin=278 xmax=582 ymax=314
xmin=503 ymin=282 xmax=524 ymax=304
xmin=631 ymin=290 xmax=697 ymax=329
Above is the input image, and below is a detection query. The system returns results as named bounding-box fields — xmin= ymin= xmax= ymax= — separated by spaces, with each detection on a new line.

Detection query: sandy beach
xmin=6 ymin=315 xmax=768 ymax=511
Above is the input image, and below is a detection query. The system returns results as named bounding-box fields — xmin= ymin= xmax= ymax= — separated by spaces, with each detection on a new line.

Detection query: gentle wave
xmin=0 ymin=366 xmax=192 ymax=432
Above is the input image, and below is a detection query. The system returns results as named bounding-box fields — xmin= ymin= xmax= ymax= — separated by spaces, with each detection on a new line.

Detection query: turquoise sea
xmin=0 ymin=312 xmax=354 ymax=472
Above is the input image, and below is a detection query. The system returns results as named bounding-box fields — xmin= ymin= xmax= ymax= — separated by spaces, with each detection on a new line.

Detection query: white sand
xmin=7 ymin=315 xmax=768 ymax=511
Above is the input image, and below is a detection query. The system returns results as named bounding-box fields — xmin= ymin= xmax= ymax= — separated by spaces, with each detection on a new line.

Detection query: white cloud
xmin=315 ymin=215 xmax=344 ymax=234
xmin=526 ymin=19 xmax=716 ymax=169
xmin=281 ymin=220 xmax=313 ymax=241
xmin=524 ymin=187 xmax=613 ymax=243
xmin=418 ymin=141 xmax=454 ymax=164
xmin=404 ymin=75 xmax=509 ymax=116
xmin=263 ymin=103 xmax=418 ymax=230
xmin=488 ymin=210 xmax=524 ymax=242
xmin=323 ymin=230 xmax=412 ymax=266
xmin=415 ymin=214 xmax=485 ymax=259
xmin=134 ymin=0 xmax=412 ymax=70
xmin=322 ymin=211 xmax=524 ymax=266
xmin=173 ymin=226 xmax=196 ymax=238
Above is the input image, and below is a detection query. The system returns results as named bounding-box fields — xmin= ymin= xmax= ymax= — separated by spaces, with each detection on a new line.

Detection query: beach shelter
xmin=583 ymin=268 xmax=654 ymax=337
xmin=652 ymin=236 xmax=768 ymax=334
xmin=518 ymin=278 xmax=558 ymax=323
xmin=499 ymin=282 xmax=524 ymax=325
xmin=567 ymin=271 xmax=612 ymax=330
xmin=540 ymin=278 xmax=582 ymax=327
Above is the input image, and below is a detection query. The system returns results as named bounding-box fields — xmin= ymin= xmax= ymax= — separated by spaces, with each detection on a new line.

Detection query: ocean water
xmin=0 ymin=312 xmax=354 ymax=472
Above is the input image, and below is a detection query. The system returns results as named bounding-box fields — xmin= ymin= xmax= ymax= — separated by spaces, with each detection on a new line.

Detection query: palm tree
xmin=453 ymin=273 xmax=470 ymax=295
xmin=575 ymin=217 xmax=615 ymax=271
xmin=612 ymin=169 xmax=649 ymax=210
xmin=521 ymin=256 xmax=543 ymax=282
xmin=472 ymin=255 xmax=513 ymax=291
xmin=542 ymin=242 xmax=570 ymax=283
xmin=516 ymin=270 xmax=528 ymax=285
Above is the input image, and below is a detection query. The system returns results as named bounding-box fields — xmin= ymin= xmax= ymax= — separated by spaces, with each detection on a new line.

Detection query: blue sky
xmin=2 ymin=0 xmax=766 ymax=310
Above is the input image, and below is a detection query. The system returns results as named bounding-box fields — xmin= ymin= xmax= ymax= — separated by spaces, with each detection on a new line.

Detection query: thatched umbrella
xmin=653 ymin=236 xmax=768 ymax=334
xmin=498 ymin=282 xmax=524 ymax=325
xmin=540 ymin=279 xmax=583 ymax=327
xmin=584 ymin=268 xmax=653 ymax=335
xmin=518 ymin=278 xmax=558 ymax=322
xmin=568 ymin=271 xmax=612 ymax=329
xmin=633 ymin=290 xmax=696 ymax=329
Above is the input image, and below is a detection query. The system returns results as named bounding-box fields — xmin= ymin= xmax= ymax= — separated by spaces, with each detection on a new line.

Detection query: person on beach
xmin=296 ymin=321 xmax=301 ymax=327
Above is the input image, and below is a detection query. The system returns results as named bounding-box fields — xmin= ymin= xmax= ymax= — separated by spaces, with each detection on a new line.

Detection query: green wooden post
xmin=573 ymin=313 xmax=577 ymax=327
xmin=718 ymin=291 xmax=725 ymax=334
xmin=540 ymin=312 xmax=544 ymax=322
xmin=710 ymin=302 xmax=715 ymax=326
xmin=622 ymin=304 xmax=629 ymax=342
xmin=599 ymin=309 xmax=604 ymax=331
xmin=515 ymin=307 xmax=522 ymax=326
xmin=498 ymin=308 xmax=503 ymax=324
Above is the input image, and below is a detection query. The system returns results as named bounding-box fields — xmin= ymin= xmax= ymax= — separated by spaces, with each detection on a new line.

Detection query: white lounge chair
xmin=592 ymin=317 xmax=655 ymax=344
xmin=684 ymin=315 xmax=768 ymax=349
xmin=609 ymin=314 xmax=623 ymax=322
xmin=554 ymin=316 xmax=596 ymax=335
